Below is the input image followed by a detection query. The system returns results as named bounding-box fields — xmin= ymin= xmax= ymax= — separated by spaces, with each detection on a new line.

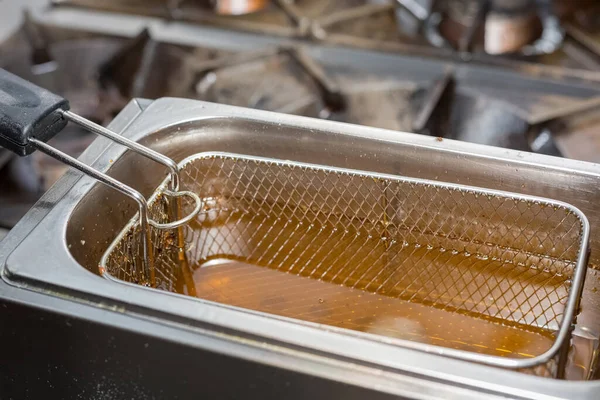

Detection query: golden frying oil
xmin=170 ymin=206 xmax=573 ymax=360
xmin=190 ymin=258 xmax=555 ymax=358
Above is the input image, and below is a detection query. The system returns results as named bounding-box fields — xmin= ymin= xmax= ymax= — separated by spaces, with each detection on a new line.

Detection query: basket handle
xmin=0 ymin=68 xmax=69 ymax=156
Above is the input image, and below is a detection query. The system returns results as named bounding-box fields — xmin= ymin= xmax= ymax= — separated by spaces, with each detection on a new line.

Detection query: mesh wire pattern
xmin=101 ymin=152 xmax=588 ymax=377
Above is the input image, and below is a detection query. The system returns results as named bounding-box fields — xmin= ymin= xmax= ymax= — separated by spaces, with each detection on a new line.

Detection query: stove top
xmin=48 ymin=0 xmax=600 ymax=69
xmin=2 ymin=0 xmax=600 ymax=229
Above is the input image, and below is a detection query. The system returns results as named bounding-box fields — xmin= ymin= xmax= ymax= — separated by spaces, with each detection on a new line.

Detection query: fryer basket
xmin=100 ymin=152 xmax=590 ymax=378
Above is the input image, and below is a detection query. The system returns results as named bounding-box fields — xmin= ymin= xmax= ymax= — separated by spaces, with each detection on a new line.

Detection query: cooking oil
xmin=173 ymin=206 xmax=569 ymax=359
xmin=190 ymin=258 xmax=555 ymax=358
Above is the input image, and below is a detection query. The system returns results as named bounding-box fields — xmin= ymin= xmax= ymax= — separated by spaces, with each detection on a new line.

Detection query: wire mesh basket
xmin=100 ymin=152 xmax=590 ymax=378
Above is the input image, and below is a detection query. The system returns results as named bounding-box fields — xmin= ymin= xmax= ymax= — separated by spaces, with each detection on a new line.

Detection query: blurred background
xmin=2 ymin=0 xmax=600 ymax=238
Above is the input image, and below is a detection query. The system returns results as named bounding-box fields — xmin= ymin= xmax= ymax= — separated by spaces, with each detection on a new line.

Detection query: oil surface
xmin=173 ymin=206 xmax=568 ymax=359
xmin=191 ymin=258 xmax=554 ymax=358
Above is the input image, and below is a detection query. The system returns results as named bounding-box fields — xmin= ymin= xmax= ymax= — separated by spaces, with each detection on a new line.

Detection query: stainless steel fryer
xmin=5 ymin=97 xmax=600 ymax=399
xmin=0 ymin=64 xmax=591 ymax=379
xmin=100 ymin=150 xmax=590 ymax=378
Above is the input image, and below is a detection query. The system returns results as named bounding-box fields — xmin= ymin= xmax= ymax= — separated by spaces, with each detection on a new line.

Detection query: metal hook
xmin=30 ymin=113 xmax=202 ymax=285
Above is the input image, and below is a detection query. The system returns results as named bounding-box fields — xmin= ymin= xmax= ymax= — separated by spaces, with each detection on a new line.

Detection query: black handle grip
xmin=0 ymin=68 xmax=69 ymax=156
